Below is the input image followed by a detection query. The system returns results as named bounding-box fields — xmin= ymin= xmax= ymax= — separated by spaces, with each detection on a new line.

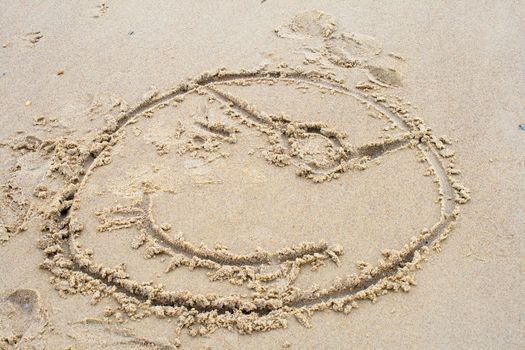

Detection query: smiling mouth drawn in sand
xmin=32 ymin=10 xmax=470 ymax=336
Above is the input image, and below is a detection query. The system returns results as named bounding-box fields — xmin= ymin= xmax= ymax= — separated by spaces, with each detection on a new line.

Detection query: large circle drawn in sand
xmin=54 ymin=68 xmax=466 ymax=333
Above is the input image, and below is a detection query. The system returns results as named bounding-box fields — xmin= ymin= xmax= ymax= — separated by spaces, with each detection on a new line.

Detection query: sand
xmin=0 ymin=1 xmax=523 ymax=349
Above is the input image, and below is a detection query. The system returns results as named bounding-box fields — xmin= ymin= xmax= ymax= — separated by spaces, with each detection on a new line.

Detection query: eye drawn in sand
xmin=36 ymin=11 xmax=470 ymax=336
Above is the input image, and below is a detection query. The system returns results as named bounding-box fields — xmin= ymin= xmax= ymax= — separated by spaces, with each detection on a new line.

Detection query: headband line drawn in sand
xmin=36 ymin=65 xmax=470 ymax=335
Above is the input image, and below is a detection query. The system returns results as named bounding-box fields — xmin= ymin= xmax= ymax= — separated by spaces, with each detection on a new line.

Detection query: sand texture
xmin=0 ymin=1 xmax=523 ymax=349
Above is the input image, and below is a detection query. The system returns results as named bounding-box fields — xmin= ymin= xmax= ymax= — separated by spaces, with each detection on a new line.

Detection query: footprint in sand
xmin=0 ymin=289 xmax=48 ymax=348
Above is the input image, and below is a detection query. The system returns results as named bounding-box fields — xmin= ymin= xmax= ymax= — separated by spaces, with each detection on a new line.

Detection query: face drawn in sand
xmin=37 ymin=11 xmax=470 ymax=336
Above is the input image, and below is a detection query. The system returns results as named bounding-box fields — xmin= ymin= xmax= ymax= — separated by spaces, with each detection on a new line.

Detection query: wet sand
xmin=0 ymin=1 xmax=523 ymax=349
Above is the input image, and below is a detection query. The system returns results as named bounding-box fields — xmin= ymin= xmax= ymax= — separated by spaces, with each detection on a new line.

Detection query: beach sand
xmin=0 ymin=1 xmax=523 ymax=349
